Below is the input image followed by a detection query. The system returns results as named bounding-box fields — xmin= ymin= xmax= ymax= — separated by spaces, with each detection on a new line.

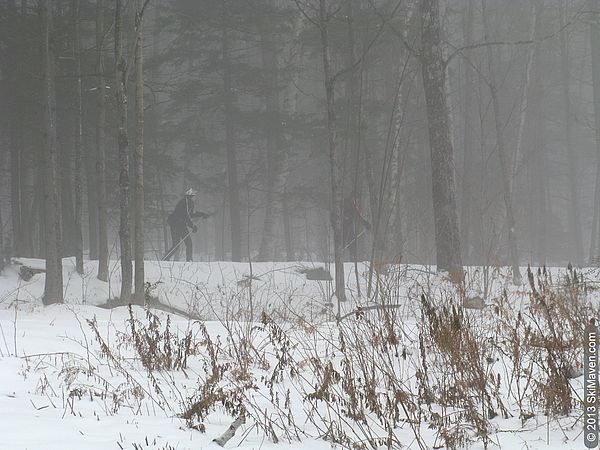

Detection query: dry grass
xmin=27 ymin=264 xmax=596 ymax=448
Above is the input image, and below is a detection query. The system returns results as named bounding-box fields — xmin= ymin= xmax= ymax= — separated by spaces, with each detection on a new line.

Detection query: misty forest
xmin=1 ymin=0 xmax=600 ymax=449
xmin=2 ymin=0 xmax=600 ymax=298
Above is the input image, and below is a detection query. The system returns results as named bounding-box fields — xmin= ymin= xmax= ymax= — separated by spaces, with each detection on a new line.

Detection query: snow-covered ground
xmin=0 ymin=258 xmax=596 ymax=449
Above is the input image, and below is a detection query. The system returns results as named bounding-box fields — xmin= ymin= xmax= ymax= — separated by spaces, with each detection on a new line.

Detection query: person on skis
xmin=166 ymin=189 xmax=209 ymax=261
xmin=342 ymin=192 xmax=371 ymax=262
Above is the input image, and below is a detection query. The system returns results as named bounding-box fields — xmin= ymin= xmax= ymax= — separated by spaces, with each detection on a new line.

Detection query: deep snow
xmin=0 ymin=258 xmax=594 ymax=449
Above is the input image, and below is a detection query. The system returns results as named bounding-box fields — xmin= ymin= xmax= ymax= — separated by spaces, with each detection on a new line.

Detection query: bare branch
xmin=332 ymin=0 xmax=404 ymax=84
xmin=293 ymin=0 xmax=319 ymax=28
xmin=445 ymin=7 xmax=583 ymax=67
xmin=365 ymin=0 xmax=418 ymax=57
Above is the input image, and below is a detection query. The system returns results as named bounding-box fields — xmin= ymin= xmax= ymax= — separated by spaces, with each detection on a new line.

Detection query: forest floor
xmin=0 ymin=258 xmax=596 ymax=449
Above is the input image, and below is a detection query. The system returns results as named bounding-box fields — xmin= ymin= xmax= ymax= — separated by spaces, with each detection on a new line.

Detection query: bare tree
xmin=481 ymin=0 xmax=521 ymax=284
xmin=7 ymin=1 xmax=23 ymax=256
xmin=133 ymin=0 xmax=150 ymax=304
xmin=222 ymin=26 xmax=242 ymax=262
xmin=459 ymin=0 xmax=475 ymax=262
xmin=317 ymin=0 xmax=346 ymax=302
xmin=419 ymin=0 xmax=463 ymax=275
xmin=529 ymin=0 xmax=547 ymax=265
xmin=72 ymin=0 xmax=84 ymax=275
xmin=96 ymin=0 xmax=109 ymax=281
xmin=115 ymin=0 xmax=132 ymax=302
xmin=590 ymin=0 xmax=600 ymax=260
xmin=512 ymin=1 xmax=536 ymax=191
xmin=257 ymin=20 xmax=287 ymax=262
xmin=41 ymin=0 xmax=63 ymax=305
xmin=559 ymin=0 xmax=583 ymax=264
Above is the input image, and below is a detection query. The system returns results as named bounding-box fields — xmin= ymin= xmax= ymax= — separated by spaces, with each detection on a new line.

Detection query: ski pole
xmin=342 ymin=230 xmax=366 ymax=251
xmin=162 ymin=229 xmax=193 ymax=261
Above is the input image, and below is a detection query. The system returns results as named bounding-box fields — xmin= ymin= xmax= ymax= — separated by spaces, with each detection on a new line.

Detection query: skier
xmin=166 ymin=189 xmax=210 ymax=261
xmin=342 ymin=192 xmax=371 ymax=262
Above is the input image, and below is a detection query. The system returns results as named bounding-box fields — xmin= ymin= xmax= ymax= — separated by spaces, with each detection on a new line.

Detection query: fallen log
xmin=19 ymin=266 xmax=46 ymax=281
xmin=213 ymin=412 xmax=246 ymax=447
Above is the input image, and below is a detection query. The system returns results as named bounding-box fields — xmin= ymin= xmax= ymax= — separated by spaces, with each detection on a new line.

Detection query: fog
xmin=1 ymin=0 xmax=598 ymax=295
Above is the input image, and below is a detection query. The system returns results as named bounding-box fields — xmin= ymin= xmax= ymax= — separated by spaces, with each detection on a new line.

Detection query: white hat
xmin=185 ymin=188 xmax=196 ymax=196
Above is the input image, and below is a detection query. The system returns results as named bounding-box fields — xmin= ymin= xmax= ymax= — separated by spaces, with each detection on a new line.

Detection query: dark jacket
xmin=168 ymin=197 xmax=195 ymax=228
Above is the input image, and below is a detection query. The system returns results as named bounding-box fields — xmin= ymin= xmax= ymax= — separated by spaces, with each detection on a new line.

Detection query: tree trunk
xmin=319 ymin=0 xmax=346 ymax=303
xmin=512 ymin=2 xmax=536 ymax=193
xmin=6 ymin=0 xmax=22 ymax=256
xmin=157 ymin=170 xmax=169 ymax=254
xmin=530 ymin=0 xmax=547 ymax=265
xmin=282 ymin=191 xmax=294 ymax=260
xmin=41 ymin=0 xmax=63 ymax=305
xmin=133 ymin=0 xmax=146 ymax=304
xmin=459 ymin=0 xmax=474 ymax=263
xmin=59 ymin=127 xmax=75 ymax=259
xmin=72 ymin=0 xmax=84 ymax=274
xmin=343 ymin=0 xmax=359 ymax=192
xmin=10 ymin=128 xmax=21 ymax=256
xmin=419 ymin=0 xmax=463 ymax=275
xmin=86 ymin=141 xmax=99 ymax=260
xmin=482 ymin=0 xmax=521 ymax=285
xmin=96 ymin=0 xmax=108 ymax=281
xmin=559 ymin=1 xmax=583 ymax=265
xmin=387 ymin=67 xmax=409 ymax=263
xmin=279 ymin=13 xmax=304 ymax=263
xmin=590 ymin=0 xmax=600 ymax=260
xmin=257 ymin=25 xmax=288 ymax=262
xmin=116 ymin=0 xmax=132 ymax=302
xmin=222 ymin=28 xmax=241 ymax=261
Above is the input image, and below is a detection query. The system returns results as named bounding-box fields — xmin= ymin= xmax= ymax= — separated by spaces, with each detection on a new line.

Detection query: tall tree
xmin=559 ymin=0 xmax=583 ymax=264
xmin=72 ymin=0 xmax=84 ymax=275
xmin=116 ymin=0 xmax=132 ymax=302
xmin=419 ymin=0 xmax=463 ymax=275
xmin=481 ymin=0 xmax=521 ymax=284
xmin=222 ymin=26 xmax=241 ymax=262
xmin=590 ymin=0 xmax=600 ymax=260
xmin=96 ymin=0 xmax=109 ymax=281
xmin=459 ymin=0 xmax=475 ymax=263
xmin=256 ymin=8 xmax=289 ymax=262
xmin=318 ymin=0 xmax=346 ymax=302
xmin=134 ymin=0 xmax=149 ymax=304
xmin=41 ymin=0 xmax=63 ymax=305
xmin=529 ymin=0 xmax=547 ymax=264
xmin=7 ymin=1 xmax=23 ymax=256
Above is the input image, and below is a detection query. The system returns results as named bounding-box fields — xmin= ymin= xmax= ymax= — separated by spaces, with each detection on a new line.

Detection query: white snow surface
xmin=0 ymin=258 xmax=595 ymax=449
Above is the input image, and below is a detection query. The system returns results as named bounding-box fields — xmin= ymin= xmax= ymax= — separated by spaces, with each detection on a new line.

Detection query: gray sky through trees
xmin=0 ymin=0 xmax=598 ymax=274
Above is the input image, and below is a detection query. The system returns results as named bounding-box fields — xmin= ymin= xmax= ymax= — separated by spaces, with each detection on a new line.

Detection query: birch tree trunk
xmin=115 ymin=0 xmax=132 ymax=302
xmin=41 ymin=0 xmax=63 ymax=305
xmin=95 ymin=0 xmax=108 ymax=281
xmin=419 ymin=0 xmax=463 ymax=275
xmin=512 ymin=1 xmax=536 ymax=192
xmin=133 ymin=0 xmax=146 ymax=304
xmin=72 ymin=0 xmax=84 ymax=275
xmin=482 ymin=0 xmax=521 ymax=285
